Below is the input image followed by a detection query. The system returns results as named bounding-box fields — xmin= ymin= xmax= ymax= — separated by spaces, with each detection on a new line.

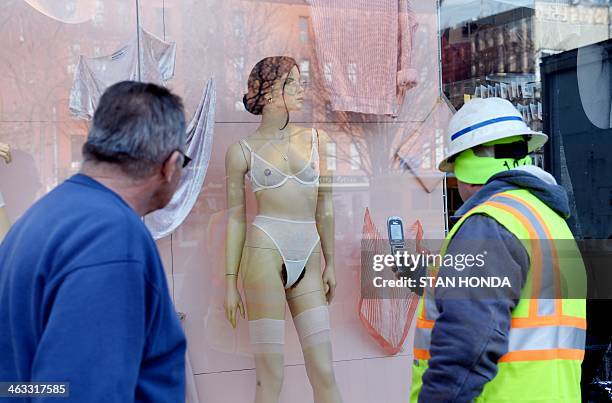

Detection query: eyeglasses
xmin=177 ymin=149 xmax=192 ymax=168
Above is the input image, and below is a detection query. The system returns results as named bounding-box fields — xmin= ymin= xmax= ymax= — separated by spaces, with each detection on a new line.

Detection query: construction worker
xmin=410 ymin=98 xmax=586 ymax=402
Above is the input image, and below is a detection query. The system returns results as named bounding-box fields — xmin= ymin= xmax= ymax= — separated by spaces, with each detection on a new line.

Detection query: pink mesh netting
xmin=358 ymin=207 xmax=421 ymax=355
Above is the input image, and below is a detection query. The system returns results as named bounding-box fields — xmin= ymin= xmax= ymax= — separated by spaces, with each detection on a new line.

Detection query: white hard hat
xmin=439 ymin=97 xmax=548 ymax=172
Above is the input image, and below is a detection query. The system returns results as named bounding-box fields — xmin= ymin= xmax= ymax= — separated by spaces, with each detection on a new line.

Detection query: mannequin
xmin=0 ymin=142 xmax=12 ymax=241
xmin=224 ymin=57 xmax=342 ymax=403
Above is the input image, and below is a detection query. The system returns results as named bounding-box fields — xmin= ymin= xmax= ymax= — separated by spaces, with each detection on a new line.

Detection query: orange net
xmin=358 ymin=208 xmax=422 ymax=355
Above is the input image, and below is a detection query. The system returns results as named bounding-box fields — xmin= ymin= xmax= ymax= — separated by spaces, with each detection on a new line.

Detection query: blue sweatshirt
xmin=0 ymin=174 xmax=186 ymax=402
xmin=418 ymin=166 xmax=572 ymax=402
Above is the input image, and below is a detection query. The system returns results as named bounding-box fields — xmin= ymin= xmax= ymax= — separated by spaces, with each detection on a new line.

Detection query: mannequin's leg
xmin=241 ymin=243 xmax=287 ymax=403
xmin=287 ymin=247 xmax=343 ymax=403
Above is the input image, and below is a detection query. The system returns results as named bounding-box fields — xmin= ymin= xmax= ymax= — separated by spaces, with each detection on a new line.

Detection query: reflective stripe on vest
xmin=487 ymin=193 xmax=562 ymax=314
xmin=415 ymin=325 xmax=585 ymax=356
xmin=413 ymin=190 xmax=585 ymax=363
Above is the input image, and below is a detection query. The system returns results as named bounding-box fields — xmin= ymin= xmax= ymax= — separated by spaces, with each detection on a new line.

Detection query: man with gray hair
xmin=0 ymin=81 xmax=189 ymax=402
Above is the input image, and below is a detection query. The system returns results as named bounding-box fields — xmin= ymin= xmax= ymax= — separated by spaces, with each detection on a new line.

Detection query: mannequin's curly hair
xmin=243 ymin=56 xmax=298 ymax=116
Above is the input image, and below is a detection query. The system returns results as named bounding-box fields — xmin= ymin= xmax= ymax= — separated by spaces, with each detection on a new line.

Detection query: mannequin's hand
xmin=224 ymin=284 xmax=245 ymax=328
xmin=0 ymin=143 xmax=11 ymax=164
xmin=322 ymin=264 xmax=337 ymax=304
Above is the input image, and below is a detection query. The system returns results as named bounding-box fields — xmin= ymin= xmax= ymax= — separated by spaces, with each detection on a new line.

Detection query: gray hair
xmin=83 ymin=81 xmax=186 ymax=178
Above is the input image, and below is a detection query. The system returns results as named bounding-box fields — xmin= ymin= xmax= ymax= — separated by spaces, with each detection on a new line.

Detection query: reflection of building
xmin=442 ymin=1 xmax=612 ymax=110
xmin=441 ymin=6 xmax=536 ymax=109
xmin=441 ymin=4 xmax=543 ymax=144
xmin=441 ymin=0 xmax=612 ymax=219
xmin=443 ymin=7 xmax=535 ymax=81
xmin=441 ymin=1 xmax=604 ymax=213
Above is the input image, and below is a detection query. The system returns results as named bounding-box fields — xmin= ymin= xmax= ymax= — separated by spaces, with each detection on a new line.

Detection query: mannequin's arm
xmin=0 ymin=142 xmax=11 ymax=164
xmin=224 ymin=142 xmax=248 ymax=327
xmin=315 ymin=130 xmax=336 ymax=302
xmin=316 ymin=183 xmax=334 ymax=268
xmin=0 ymin=143 xmax=11 ymax=241
xmin=0 ymin=205 xmax=9 ymax=242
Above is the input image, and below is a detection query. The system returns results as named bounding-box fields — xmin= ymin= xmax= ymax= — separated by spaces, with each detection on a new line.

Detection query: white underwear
xmin=252 ymin=215 xmax=320 ymax=289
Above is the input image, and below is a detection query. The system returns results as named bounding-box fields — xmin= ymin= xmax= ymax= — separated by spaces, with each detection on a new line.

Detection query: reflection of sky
xmin=440 ymin=0 xmax=535 ymax=28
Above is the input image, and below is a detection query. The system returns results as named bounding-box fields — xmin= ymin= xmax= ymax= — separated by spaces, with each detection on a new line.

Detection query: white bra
xmin=240 ymin=128 xmax=320 ymax=193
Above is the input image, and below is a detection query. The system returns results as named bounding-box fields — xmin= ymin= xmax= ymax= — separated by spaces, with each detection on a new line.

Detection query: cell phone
xmin=387 ymin=216 xmax=405 ymax=253
xmin=388 ymin=216 xmax=420 ymax=285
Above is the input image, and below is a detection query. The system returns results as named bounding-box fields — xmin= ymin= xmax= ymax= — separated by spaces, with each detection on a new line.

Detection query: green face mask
xmin=453 ymin=136 xmax=532 ymax=185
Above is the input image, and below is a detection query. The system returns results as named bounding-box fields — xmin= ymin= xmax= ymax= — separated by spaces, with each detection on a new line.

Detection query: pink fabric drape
xmin=307 ymin=0 xmax=417 ymax=115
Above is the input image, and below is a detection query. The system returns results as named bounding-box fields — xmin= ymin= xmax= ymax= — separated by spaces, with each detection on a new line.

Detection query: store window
xmin=350 ymin=142 xmax=361 ymax=170
xmin=70 ymin=135 xmax=85 ymax=170
xmin=233 ymin=12 xmax=245 ymax=38
xmin=67 ymin=43 xmax=80 ymax=74
xmin=93 ymin=0 xmax=104 ymax=25
xmin=420 ymin=142 xmax=431 ymax=170
xmin=1 ymin=1 xmax=609 ymax=401
xmin=324 ymin=62 xmax=332 ymax=83
xmin=326 ymin=141 xmax=337 ymax=171
xmin=299 ymin=59 xmax=310 ymax=82
xmin=440 ymin=0 xmax=612 ymax=226
xmin=233 ymin=56 xmax=244 ymax=87
xmin=299 ymin=16 xmax=309 ymax=43
xmin=347 ymin=62 xmax=357 ymax=85
xmin=65 ymin=2 xmax=76 ymax=15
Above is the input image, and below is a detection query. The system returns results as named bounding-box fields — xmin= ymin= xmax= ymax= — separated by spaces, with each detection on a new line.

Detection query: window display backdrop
xmin=0 ymin=1 xmax=447 ymax=402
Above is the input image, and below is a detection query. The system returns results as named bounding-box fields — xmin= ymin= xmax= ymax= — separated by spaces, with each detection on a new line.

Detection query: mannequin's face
xmin=268 ymin=66 xmax=304 ymax=112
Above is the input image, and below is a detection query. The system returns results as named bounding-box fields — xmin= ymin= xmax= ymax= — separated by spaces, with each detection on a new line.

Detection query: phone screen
xmin=390 ymin=222 xmax=403 ymax=241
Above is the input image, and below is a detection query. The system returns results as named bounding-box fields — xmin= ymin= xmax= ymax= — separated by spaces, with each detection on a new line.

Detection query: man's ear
xmin=161 ymin=151 xmax=180 ymax=183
